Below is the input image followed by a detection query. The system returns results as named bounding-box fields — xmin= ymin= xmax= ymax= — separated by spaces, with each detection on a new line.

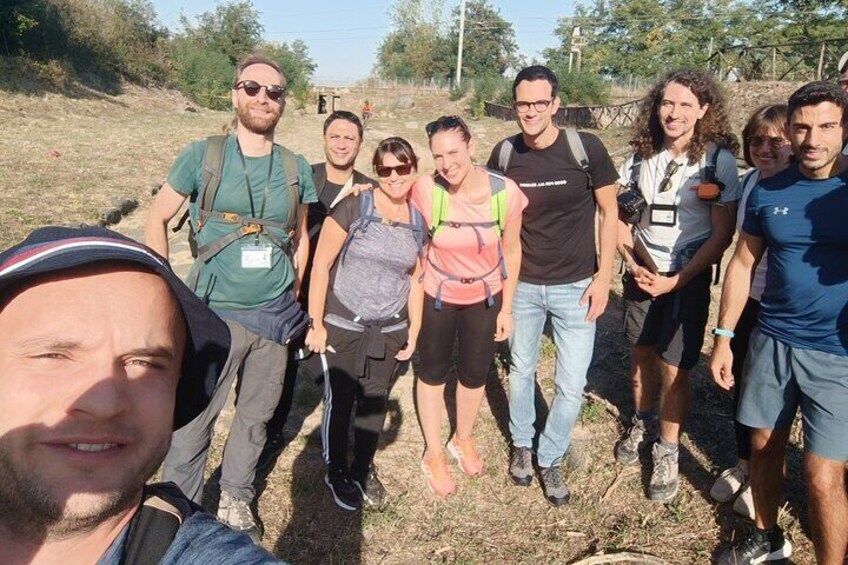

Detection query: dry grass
xmin=6 ymin=81 xmax=818 ymax=564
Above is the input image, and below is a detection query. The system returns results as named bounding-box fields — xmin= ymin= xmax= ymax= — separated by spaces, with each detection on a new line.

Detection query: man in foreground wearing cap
xmin=0 ymin=226 xmax=279 ymax=563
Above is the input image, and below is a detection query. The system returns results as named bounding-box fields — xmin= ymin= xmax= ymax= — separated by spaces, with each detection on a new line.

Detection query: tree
xmin=376 ymin=0 xmax=450 ymax=80
xmin=444 ymin=0 xmax=520 ymax=79
xmin=180 ymin=0 xmax=262 ymax=66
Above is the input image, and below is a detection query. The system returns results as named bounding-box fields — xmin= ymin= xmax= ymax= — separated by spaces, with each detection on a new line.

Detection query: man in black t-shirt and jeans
xmin=488 ymin=66 xmax=619 ymax=505
xmin=260 ymin=111 xmax=376 ymax=467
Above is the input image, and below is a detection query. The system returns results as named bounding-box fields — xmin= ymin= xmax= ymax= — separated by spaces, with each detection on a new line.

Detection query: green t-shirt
xmin=167 ymin=135 xmax=318 ymax=310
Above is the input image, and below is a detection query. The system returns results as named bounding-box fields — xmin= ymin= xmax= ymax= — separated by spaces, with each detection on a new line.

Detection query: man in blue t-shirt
xmin=710 ymin=81 xmax=848 ymax=565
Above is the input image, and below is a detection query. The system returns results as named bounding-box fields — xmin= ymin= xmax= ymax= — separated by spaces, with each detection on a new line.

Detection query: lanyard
xmin=236 ymin=139 xmax=275 ymax=221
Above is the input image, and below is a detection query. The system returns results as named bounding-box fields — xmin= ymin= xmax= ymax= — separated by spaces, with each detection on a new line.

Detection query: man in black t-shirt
xmin=488 ymin=65 xmax=619 ymax=506
xmin=260 ymin=111 xmax=376 ymax=467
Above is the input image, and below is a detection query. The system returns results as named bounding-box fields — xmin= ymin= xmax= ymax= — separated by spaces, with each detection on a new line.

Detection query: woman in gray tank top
xmin=305 ymin=137 xmax=425 ymax=511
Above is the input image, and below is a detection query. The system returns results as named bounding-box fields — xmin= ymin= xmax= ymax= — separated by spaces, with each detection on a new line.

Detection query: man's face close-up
xmin=0 ymin=266 xmax=185 ymax=536
xmin=788 ymin=101 xmax=847 ymax=177
xmin=324 ymin=118 xmax=362 ymax=170
xmin=233 ymin=63 xmax=286 ymax=135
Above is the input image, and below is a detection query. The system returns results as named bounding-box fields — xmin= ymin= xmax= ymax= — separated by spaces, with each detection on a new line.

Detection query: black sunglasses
xmin=376 ymin=164 xmax=414 ymax=178
xmin=234 ymin=80 xmax=286 ymax=102
xmin=425 ymin=115 xmax=469 ymax=138
xmin=659 ymin=160 xmax=682 ymax=193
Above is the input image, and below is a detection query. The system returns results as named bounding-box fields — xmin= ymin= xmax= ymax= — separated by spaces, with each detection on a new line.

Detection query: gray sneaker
xmin=217 ymin=491 xmax=262 ymax=543
xmin=649 ymin=443 xmax=679 ymax=502
xmin=539 ymin=465 xmax=570 ymax=506
xmin=509 ymin=446 xmax=534 ymax=486
xmin=614 ymin=416 xmax=659 ymax=465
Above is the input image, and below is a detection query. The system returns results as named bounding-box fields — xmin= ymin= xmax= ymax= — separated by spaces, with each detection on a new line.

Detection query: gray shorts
xmin=622 ymin=269 xmax=711 ymax=370
xmin=738 ymin=328 xmax=848 ymax=461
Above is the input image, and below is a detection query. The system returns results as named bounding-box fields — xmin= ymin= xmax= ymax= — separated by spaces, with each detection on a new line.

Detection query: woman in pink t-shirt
xmin=411 ymin=115 xmax=528 ymax=497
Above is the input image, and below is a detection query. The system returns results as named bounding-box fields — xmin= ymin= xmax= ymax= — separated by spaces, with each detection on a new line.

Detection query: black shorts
xmin=418 ymin=293 xmax=501 ymax=389
xmin=623 ymin=269 xmax=711 ymax=370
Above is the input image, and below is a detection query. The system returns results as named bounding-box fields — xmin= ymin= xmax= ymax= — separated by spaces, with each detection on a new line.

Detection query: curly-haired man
xmin=615 ymin=69 xmax=742 ymax=502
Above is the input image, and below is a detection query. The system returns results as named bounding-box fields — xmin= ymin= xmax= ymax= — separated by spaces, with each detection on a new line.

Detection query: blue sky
xmin=149 ymin=0 xmax=576 ymax=85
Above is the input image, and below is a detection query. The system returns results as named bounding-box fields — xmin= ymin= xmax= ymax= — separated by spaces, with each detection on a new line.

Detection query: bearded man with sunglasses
xmin=145 ymin=54 xmax=317 ymax=541
xmin=487 ymin=65 xmax=620 ymax=506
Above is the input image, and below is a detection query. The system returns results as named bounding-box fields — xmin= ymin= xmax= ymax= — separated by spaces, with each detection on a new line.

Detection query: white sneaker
xmin=732 ymin=482 xmax=756 ymax=520
xmin=710 ymin=463 xmax=748 ymax=503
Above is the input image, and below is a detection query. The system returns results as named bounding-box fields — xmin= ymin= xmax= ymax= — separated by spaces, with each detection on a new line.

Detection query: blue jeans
xmin=508 ymin=278 xmax=596 ymax=468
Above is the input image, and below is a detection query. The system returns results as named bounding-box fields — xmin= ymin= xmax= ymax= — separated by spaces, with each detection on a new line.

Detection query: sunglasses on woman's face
xmin=376 ymin=164 xmax=414 ymax=178
xmin=749 ymin=135 xmax=788 ymax=150
xmin=234 ymin=80 xmax=286 ymax=102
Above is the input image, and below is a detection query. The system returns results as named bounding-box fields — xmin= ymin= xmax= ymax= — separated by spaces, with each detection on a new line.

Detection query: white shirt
xmin=619 ymin=145 xmax=742 ymax=272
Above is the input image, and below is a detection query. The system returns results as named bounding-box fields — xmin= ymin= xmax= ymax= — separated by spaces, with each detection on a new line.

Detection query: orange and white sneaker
xmin=447 ymin=436 xmax=484 ymax=476
xmin=421 ymin=452 xmax=457 ymax=498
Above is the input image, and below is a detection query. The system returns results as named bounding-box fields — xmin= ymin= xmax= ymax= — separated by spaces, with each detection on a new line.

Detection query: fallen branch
xmin=583 ymin=392 xmax=621 ymax=420
xmin=599 ymin=467 xmax=640 ymax=503
xmin=570 ymin=552 xmax=671 ymax=565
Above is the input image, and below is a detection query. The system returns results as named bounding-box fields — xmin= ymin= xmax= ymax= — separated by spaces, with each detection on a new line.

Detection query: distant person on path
xmin=412 ymin=115 xmax=527 ymax=498
xmin=711 ymin=81 xmax=848 ymax=565
xmin=708 ymin=104 xmax=791 ymax=521
xmin=615 ymin=68 xmax=741 ymax=502
xmin=144 ymin=54 xmax=317 ymax=541
xmin=487 ymin=65 xmax=619 ymax=506
xmin=305 ymin=137 xmax=425 ymax=511
xmin=0 ymin=226 xmax=279 ymax=564
xmin=259 ymin=110 xmax=375 ymax=468
xmin=362 ymin=100 xmax=373 ymax=126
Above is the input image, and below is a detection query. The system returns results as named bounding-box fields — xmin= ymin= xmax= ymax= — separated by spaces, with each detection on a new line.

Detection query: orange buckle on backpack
xmin=240 ymin=224 xmax=261 ymax=236
xmin=221 ymin=212 xmax=241 ymax=223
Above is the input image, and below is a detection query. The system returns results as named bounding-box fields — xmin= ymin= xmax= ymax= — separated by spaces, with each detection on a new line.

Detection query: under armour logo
xmin=773 ymin=207 xmax=789 ymax=215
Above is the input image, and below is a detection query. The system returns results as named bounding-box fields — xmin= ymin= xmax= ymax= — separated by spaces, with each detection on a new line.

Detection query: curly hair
xmin=630 ymin=68 xmax=739 ymax=162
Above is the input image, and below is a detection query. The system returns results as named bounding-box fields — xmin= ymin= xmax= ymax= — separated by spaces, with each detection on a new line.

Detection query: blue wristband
xmin=712 ymin=328 xmax=735 ymax=338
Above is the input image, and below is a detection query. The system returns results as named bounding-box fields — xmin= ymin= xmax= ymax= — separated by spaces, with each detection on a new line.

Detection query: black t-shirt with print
xmin=487 ymin=130 xmax=619 ymax=285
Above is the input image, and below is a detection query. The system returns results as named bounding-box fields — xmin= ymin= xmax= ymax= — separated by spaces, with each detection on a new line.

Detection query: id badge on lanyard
xmin=241 ymin=243 xmax=273 ymax=269
xmin=649 ymin=203 xmax=678 ymax=227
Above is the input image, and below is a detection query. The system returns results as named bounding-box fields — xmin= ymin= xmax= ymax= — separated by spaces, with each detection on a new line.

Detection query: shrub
xmin=448 ymin=81 xmax=468 ymax=101
xmin=555 ymin=70 xmax=610 ymax=106
xmin=171 ymin=40 xmax=234 ymax=110
xmin=469 ymin=74 xmax=510 ymax=117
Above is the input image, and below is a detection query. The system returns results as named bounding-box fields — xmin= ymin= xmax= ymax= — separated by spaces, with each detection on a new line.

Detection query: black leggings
xmin=731 ymin=297 xmax=760 ymax=461
xmin=321 ymin=324 xmax=407 ymax=481
xmin=418 ymin=292 xmax=501 ymax=389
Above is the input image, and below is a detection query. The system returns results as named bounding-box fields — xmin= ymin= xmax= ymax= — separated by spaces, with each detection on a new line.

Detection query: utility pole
xmin=456 ymin=0 xmax=467 ymax=86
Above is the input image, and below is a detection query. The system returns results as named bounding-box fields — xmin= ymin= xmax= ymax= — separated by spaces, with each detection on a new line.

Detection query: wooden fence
xmin=484 ymin=99 xmax=641 ymax=130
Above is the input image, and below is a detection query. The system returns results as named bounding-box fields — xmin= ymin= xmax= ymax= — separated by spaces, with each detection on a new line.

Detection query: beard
xmin=0 ymin=433 xmax=169 ymax=542
xmin=237 ymin=100 xmax=282 ymax=135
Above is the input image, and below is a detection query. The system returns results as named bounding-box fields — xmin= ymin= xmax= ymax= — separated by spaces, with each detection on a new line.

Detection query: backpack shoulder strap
xmin=408 ymin=203 xmax=428 ymax=257
xmin=485 ymin=169 xmax=508 ymax=237
xmin=122 ymin=482 xmax=200 ymax=565
xmin=564 ymin=127 xmax=593 ymax=189
xmin=199 ymin=135 xmax=229 ymax=212
xmin=702 ymin=142 xmax=721 ymax=183
xmin=497 ymin=134 xmax=521 ymax=173
xmin=277 ymin=145 xmax=302 ymax=234
xmin=430 ymin=179 xmax=449 ymax=236
xmin=628 ymin=154 xmax=644 ymax=195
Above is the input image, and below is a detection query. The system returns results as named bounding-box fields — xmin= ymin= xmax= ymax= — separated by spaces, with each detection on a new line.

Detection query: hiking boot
xmin=421 ymin=452 xmax=457 ymax=498
xmin=539 ymin=465 xmax=571 ymax=506
xmin=447 ymin=436 xmax=484 ymax=476
xmin=354 ymin=465 xmax=387 ymax=507
xmin=509 ymin=446 xmax=534 ymax=486
xmin=648 ymin=442 xmax=679 ymax=502
xmin=614 ymin=416 xmax=659 ymax=465
xmin=324 ymin=469 xmax=362 ymax=511
xmin=732 ymin=483 xmax=756 ymax=520
xmin=217 ymin=491 xmax=262 ymax=543
xmin=716 ymin=527 xmax=792 ymax=564
xmin=256 ymin=431 xmax=286 ymax=471
xmin=710 ymin=462 xmax=748 ymax=503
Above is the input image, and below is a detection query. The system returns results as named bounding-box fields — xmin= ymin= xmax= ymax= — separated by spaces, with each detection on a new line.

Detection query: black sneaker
xmin=716 ymin=527 xmax=792 ymax=564
xmin=324 ymin=470 xmax=362 ymax=511
xmin=539 ymin=465 xmax=571 ymax=506
xmin=509 ymin=446 xmax=534 ymax=486
xmin=354 ymin=465 xmax=387 ymax=507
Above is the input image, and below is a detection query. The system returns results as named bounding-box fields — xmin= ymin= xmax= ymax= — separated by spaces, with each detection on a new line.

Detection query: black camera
xmin=617 ymin=190 xmax=646 ymax=224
